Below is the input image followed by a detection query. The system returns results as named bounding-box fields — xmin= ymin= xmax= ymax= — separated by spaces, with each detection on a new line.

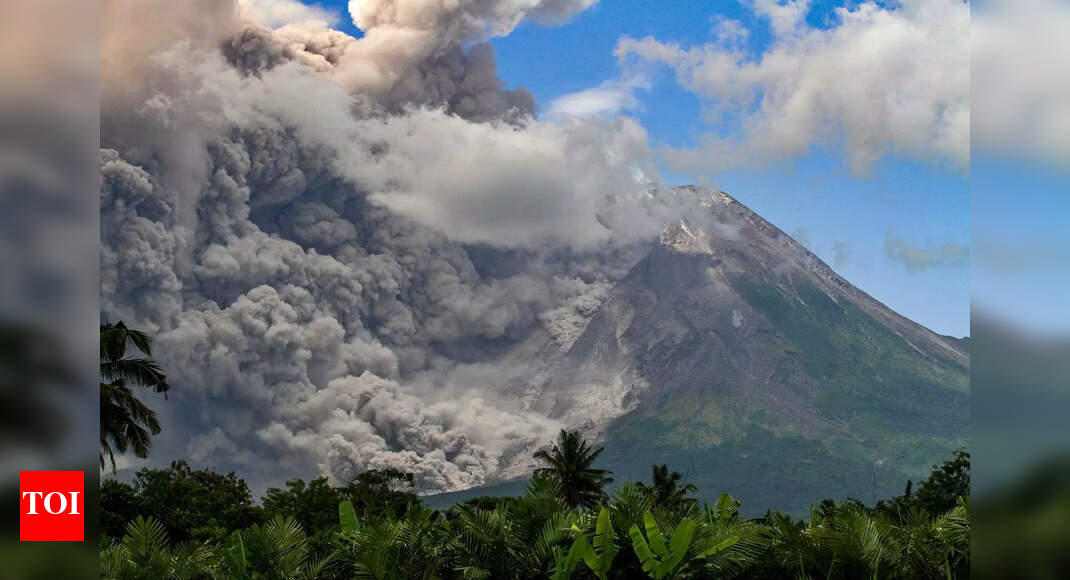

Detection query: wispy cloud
xmin=832 ymin=240 xmax=851 ymax=268
xmin=790 ymin=227 xmax=811 ymax=248
xmin=884 ymin=231 xmax=969 ymax=271
xmin=545 ymin=75 xmax=650 ymax=119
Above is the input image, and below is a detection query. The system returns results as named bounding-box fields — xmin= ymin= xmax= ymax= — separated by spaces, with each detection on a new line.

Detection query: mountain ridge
xmin=458 ymin=187 xmax=968 ymax=515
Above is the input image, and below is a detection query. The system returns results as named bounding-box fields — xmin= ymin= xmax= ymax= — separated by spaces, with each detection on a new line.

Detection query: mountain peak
xmin=659 ymin=219 xmax=714 ymax=254
xmin=519 ymin=185 xmax=969 ymax=515
xmin=656 ymin=188 xmax=747 ymax=255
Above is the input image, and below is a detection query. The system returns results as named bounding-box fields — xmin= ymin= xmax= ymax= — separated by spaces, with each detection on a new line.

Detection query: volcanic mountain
xmin=439 ymin=189 xmax=969 ymax=515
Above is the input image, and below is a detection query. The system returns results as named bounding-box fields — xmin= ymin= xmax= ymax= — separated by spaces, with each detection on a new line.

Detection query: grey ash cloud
xmin=99 ymin=0 xmax=696 ymax=493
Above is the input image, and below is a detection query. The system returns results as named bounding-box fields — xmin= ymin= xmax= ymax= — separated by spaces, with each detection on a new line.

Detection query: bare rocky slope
xmin=432 ymin=189 xmax=969 ymax=515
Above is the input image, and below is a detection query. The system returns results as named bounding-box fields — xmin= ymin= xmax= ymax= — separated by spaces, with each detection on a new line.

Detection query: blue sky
xmin=313 ymin=0 xmax=971 ymax=337
xmin=972 ymin=155 xmax=1070 ymax=336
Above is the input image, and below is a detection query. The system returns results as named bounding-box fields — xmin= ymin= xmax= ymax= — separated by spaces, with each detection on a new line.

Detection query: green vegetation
xmin=96 ymin=321 xmax=969 ymax=577
xmin=534 ymin=429 xmax=615 ymax=509
xmin=101 ymin=433 xmax=970 ymax=579
xmin=100 ymin=514 xmax=332 ymax=580
xmin=599 ymin=279 xmax=969 ymax=516
xmin=101 ymin=460 xmax=263 ymax=545
xmin=100 ymin=321 xmax=170 ymax=471
xmin=734 ymin=281 xmax=969 ymax=433
xmin=972 ymin=453 xmax=1070 ymax=579
xmin=636 ymin=465 xmax=697 ymax=512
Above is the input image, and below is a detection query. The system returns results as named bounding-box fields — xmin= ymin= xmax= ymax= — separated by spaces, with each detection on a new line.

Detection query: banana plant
xmin=629 ymin=511 xmax=739 ymax=579
xmin=550 ymin=531 xmax=589 ymax=580
xmin=582 ymin=507 xmax=619 ymax=580
xmin=339 ymin=500 xmax=359 ymax=534
xmin=226 ymin=529 xmax=250 ymax=580
xmin=553 ymin=507 xmax=618 ymax=580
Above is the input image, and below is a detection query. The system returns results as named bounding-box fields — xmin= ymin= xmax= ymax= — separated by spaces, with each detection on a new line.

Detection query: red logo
xmin=20 ymin=471 xmax=84 ymax=541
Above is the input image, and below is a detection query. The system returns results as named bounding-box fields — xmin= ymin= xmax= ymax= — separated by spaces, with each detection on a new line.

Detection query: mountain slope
xmin=521 ymin=189 xmax=969 ymax=515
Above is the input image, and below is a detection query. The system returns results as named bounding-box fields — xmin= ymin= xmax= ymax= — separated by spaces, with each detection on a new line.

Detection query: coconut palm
xmin=100 ymin=321 xmax=169 ymax=471
xmin=533 ymin=430 xmax=614 ymax=509
xmin=97 ymin=442 xmax=972 ymax=579
xmin=638 ymin=465 xmax=697 ymax=511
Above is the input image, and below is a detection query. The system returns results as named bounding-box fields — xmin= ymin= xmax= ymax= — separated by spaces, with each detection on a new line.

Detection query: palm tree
xmin=447 ymin=481 xmax=581 ymax=579
xmin=808 ymin=501 xmax=898 ymax=579
xmin=100 ymin=516 xmax=219 ymax=580
xmin=638 ymin=465 xmax=697 ymax=511
xmin=691 ymin=494 xmax=768 ymax=578
xmin=533 ymin=430 xmax=613 ymax=509
xmin=336 ymin=501 xmax=449 ymax=579
xmin=100 ymin=321 xmax=169 ymax=471
xmin=225 ymin=515 xmax=334 ymax=580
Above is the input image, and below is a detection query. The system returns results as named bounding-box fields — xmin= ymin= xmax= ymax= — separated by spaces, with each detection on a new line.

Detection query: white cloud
xmin=752 ymin=0 xmax=811 ymax=38
xmin=239 ymin=0 xmax=339 ymax=28
xmin=545 ymin=76 xmax=649 ymax=119
xmin=616 ymin=0 xmax=970 ymax=177
xmin=710 ymin=18 xmax=749 ymax=47
xmin=973 ymin=0 xmax=1070 ymax=167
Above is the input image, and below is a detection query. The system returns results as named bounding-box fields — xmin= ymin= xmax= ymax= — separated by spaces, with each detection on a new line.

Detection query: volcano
xmin=473 ymin=189 xmax=969 ymax=515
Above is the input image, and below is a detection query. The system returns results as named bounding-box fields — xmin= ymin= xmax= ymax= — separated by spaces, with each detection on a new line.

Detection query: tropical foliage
xmin=101 ymin=432 xmax=970 ymax=579
xmin=636 ymin=465 xmax=697 ymax=512
xmin=100 ymin=320 xmax=169 ymax=471
xmin=533 ymin=429 xmax=615 ymax=509
xmin=100 ymin=514 xmax=332 ymax=580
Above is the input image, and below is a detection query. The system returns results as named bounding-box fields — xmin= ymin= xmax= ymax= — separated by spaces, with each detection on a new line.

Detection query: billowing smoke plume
xmin=101 ymin=0 xmax=693 ymax=491
xmin=331 ymin=0 xmax=594 ymax=108
xmin=257 ymin=0 xmax=598 ymax=121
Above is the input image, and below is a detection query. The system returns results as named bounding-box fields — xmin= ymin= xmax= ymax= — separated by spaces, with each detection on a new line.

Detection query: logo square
xmin=19 ymin=471 xmax=84 ymax=542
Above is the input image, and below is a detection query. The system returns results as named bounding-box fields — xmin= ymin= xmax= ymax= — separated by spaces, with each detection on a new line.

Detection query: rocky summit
xmin=484 ymin=189 xmax=969 ymax=516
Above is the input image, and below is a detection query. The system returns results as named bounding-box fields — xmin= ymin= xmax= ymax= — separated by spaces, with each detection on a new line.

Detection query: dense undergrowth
xmin=100 ymin=446 xmax=969 ymax=579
